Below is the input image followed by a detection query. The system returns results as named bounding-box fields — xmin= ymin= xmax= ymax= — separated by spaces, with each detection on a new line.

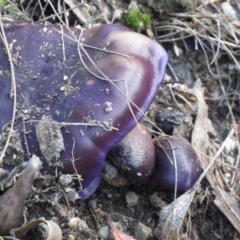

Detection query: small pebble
xmin=98 ymin=222 xmax=122 ymax=240
xmin=134 ymin=222 xmax=152 ymax=240
xmin=107 ymin=193 xmax=112 ymax=198
xmin=68 ymin=217 xmax=81 ymax=229
xmin=65 ymin=187 xmax=80 ymax=203
xmin=224 ymin=138 xmax=236 ymax=154
xmin=104 ymin=102 xmax=113 ymax=112
xmin=150 ymin=192 xmax=167 ymax=209
xmin=125 ymin=191 xmax=139 ymax=207
xmin=88 ymin=199 xmax=98 ymax=211
xmin=68 ymin=234 xmax=75 ymax=240
xmin=0 ymin=168 xmax=7 ymax=179
xmin=224 ymin=172 xmax=231 ymax=179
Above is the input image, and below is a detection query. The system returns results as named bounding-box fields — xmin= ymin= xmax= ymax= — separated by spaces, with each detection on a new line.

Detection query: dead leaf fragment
xmin=0 ymin=155 xmax=42 ymax=235
xmin=155 ymin=187 xmax=197 ymax=240
xmin=214 ymin=188 xmax=240 ymax=232
xmin=190 ymin=79 xmax=240 ymax=233
xmin=6 ymin=218 xmax=62 ymax=240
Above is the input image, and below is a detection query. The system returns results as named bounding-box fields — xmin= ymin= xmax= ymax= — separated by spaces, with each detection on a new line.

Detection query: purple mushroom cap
xmin=108 ymin=123 xmax=155 ymax=184
xmin=0 ymin=22 xmax=168 ymax=200
xmin=154 ymin=136 xmax=202 ymax=193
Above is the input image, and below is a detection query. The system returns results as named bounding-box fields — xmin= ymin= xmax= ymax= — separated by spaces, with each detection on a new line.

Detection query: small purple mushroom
xmin=107 ymin=123 xmax=155 ymax=184
xmin=154 ymin=136 xmax=202 ymax=193
xmin=0 ymin=22 xmax=168 ymax=200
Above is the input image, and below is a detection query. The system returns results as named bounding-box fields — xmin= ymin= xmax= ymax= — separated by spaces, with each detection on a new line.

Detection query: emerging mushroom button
xmin=104 ymin=125 xmax=202 ymax=194
xmin=105 ymin=123 xmax=155 ymax=186
xmin=0 ymin=22 xmax=168 ymax=200
xmin=154 ymin=136 xmax=202 ymax=193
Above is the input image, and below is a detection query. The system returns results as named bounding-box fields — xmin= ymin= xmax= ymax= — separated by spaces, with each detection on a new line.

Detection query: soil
xmin=0 ymin=0 xmax=240 ymax=239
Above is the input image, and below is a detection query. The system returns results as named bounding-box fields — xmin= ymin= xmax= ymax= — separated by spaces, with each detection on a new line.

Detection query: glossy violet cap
xmin=109 ymin=123 xmax=155 ymax=184
xmin=154 ymin=136 xmax=202 ymax=193
xmin=0 ymin=22 xmax=168 ymax=199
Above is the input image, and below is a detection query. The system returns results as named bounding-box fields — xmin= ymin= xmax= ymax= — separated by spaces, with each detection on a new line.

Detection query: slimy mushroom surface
xmin=107 ymin=123 xmax=155 ymax=184
xmin=0 ymin=22 xmax=168 ymax=200
xmin=154 ymin=136 xmax=202 ymax=193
